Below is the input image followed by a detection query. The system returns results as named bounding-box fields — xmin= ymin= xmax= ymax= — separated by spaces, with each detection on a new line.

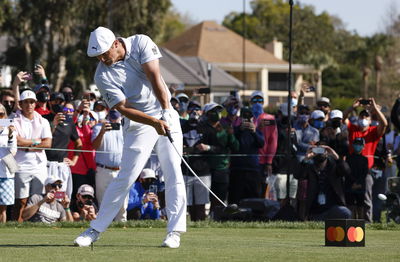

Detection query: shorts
xmin=275 ymin=174 xmax=298 ymax=199
xmin=184 ymin=175 xmax=211 ymax=206
xmin=0 ymin=178 xmax=15 ymax=205
xmin=14 ymin=171 xmax=46 ymax=199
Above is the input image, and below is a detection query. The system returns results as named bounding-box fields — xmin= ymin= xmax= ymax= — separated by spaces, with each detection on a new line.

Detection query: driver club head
xmin=223 ymin=204 xmax=239 ymax=214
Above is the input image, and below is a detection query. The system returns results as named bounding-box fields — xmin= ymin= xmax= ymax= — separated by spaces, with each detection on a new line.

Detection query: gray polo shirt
xmin=94 ymin=34 xmax=166 ymax=118
xmin=27 ymin=194 xmax=66 ymax=223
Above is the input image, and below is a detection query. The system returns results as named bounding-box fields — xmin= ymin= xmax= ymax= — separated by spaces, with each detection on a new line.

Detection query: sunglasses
xmin=81 ymin=195 xmax=93 ymax=200
xmin=63 ymin=108 xmax=75 ymax=113
xmin=251 ymin=98 xmax=264 ymax=103
xmin=3 ymin=101 xmax=14 ymax=105
xmin=50 ymin=183 xmax=62 ymax=188
xmin=317 ymin=103 xmax=329 ymax=107
xmin=0 ymin=112 xmax=5 ymax=116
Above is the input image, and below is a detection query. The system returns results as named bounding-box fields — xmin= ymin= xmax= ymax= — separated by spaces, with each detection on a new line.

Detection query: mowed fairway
xmin=0 ymin=225 xmax=399 ymax=262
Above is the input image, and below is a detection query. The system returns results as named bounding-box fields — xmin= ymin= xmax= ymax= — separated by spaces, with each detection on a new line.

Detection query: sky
xmin=170 ymin=0 xmax=398 ymax=36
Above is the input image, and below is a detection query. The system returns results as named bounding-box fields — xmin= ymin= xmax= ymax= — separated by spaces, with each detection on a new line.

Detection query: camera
xmin=148 ymin=185 xmax=158 ymax=193
xmin=359 ymin=99 xmax=371 ymax=105
xmin=110 ymin=122 xmax=121 ymax=130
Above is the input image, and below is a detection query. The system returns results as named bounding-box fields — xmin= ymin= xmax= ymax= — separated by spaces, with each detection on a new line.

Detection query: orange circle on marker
xmin=327 ymin=227 xmax=336 ymax=241
xmin=335 ymin=227 xmax=345 ymax=242
xmin=347 ymin=227 xmax=356 ymax=242
xmin=355 ymin=227 xmax=364 ymax=242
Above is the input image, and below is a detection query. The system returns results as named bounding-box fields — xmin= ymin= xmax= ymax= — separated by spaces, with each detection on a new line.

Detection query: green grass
xmin=0 ymin=221 xmax=399 ymax=262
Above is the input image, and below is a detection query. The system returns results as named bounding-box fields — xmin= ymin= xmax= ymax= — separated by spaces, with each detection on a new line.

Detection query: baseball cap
xmin=94 ymin=100 xmax=108 ymax=109
xmin=77 ymin=184 xmax=95 ymax=197
xmin=330 ymin=109 xmax=343 ymax=119
xmin=87 ymin=26 xmax=116 ymax=57
xmin=176 ymin=93 xmax=189 ymax=102
xmin=353 ymin=137 xmax=365 ymax=145
xmin=45 ymin=176 xmax=62 ymax=185
xmin=140 ymin=168 xmax=156 ymax=180
xmin=20 ymin=90 xmax=37 ymax=101
xmin=317 ymin=97 xmax=330 ymax=105
xmin=250 ymin=91 xmax=264 ymax=100
xmin=170 ymin=97 xmax=179 ymax=104
xmin=311 ymin=110 xmax=325 ymax=119
xmin=188 ymin=100 xmax=201 ymax=110
xmin=203 ymin=102 xmax=223 ymax=113
xmin=34 ymin=84 xmax=50 ymax=93
xmin=50 ymin=92 xmax=65 ymax=102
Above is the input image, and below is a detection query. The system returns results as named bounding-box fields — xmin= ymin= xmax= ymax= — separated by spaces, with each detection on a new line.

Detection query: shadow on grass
xmin=0 ymin=243 xmax=160 ymax=248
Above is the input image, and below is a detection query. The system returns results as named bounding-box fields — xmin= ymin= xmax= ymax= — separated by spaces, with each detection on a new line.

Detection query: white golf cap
xmin=311 ymin=110 xmax=325 ymax=119
xmin=317 ymin=97 xmax=330 ymax=105
xmin=203 ymin=102 xmax=223 ymax=113
xmin=140 ymin=168 xmax=156 ymax=180
xmin=77 ymin=184 xmax=95 ymax=197
xmin=45 ymin=176 xmax=62 ymax=185
xmin=250 ymin=91 xmax=264 ymax=99
xmin=20 ymin=90 xmax=37 ymax=101
xmin=330 ymin=109 xmax=343 ymax=119
xmin=176 ymin=93 xmax=189 ymax=100
xmin=87 ymin=26 xmax=116 ymax=57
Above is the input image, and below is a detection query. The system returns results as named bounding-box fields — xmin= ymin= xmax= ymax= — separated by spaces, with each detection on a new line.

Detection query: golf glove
xmin=161 ymin=109 xmax=174 ymax=128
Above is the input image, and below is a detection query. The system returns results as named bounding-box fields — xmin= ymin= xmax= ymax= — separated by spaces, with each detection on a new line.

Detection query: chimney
xmin=265 ymin=38 xmax=283 ymax=60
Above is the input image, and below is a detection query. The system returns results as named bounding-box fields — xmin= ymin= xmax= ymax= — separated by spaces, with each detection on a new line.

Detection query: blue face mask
xmin=313 ymin=120 xmax=325 ymax=129
xmin=251 ymin=103 xmax=263 ymax=119
xmin=353 ymin=144 xmax=364 ymax=153
xmin=297 ymin=115 xmax=309 ymax=125
xmin=179 ymin=102 xmax=188 ymax=112
xmin=227 ymin=105 xmax=238 ymax=116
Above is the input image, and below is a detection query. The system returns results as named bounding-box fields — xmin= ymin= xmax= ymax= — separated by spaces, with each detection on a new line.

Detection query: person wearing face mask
xmin=220 ymin=95 xmax=241 ymax=128
xmin=294 ymin=145 xmax=352 ymax=221
xmin=345 ymin=138 xmax=368 ymax=219
xmin=93 ymin=100 xmax=108 ymax=123
xmin=127 ymin=168 xmax=161 ymax=220
xmin=180 ymin=100 xmax=211 ymax=221
xmin=343 ymin=97 xmax=388 ymax=222
xmin=295 ymin=110 xmax=320 ymax=161
xmin=61 ymin=86 xmax=75 ymax=103
xmin=249 ymin=91 xmax=264 ymax=121
xmin=34 ymin=85 xmax=52 ymax=122
xmin=197 ymin=102 xmax=239 ymax=216
xmin=176 ymin=93 xmax=190 ymax=120
xmin=319 ymin=110 xmax=349 ymax=159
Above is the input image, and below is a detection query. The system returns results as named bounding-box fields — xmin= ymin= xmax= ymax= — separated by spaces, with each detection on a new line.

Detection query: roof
xmin=163 ymin=21 xmax=287 ymax=65
xmin=181 ymin=56 xmax=242 ymax=87
xmin=159 ymin=48 xmax=242 ymax=88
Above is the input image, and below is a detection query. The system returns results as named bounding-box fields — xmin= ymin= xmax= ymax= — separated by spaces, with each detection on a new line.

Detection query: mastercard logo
xmin=326 ymin=226 xmax=364 ymax=242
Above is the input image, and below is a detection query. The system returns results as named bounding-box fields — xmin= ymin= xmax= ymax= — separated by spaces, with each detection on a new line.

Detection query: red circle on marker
xmin=327 ymin=226 xmax=336 ymax=241
xmin=347 ymin=227 xmax=356 ymax=242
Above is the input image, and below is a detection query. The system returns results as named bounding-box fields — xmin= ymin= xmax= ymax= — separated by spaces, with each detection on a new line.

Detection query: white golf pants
xmin=91 ymin=110 xmax=187 ymax=233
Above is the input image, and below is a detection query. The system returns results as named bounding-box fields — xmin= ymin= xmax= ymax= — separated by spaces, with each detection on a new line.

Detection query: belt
xmin=96 ymin=163 xmax=120 ymax=171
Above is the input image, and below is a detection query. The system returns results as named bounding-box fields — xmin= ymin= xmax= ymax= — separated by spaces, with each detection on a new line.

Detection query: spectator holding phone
xmin=70 ymin=184 xmax=98 ymax=221
xmin=0 ymin=90 xmax=16 ymax=117
xmin=91 ymin=109 xmax=126 ymax=221
xmin=127 ymin=169 xmax=161 ymax=220
xmin=294 ymin=145 xmax=351 ymax=221
xmin=22 ymin=177 xmax=73 ymax=223
xmin=93 ymin=100 xmax=108 ymax=123
xmin=46 ymin=102 xmax=82 ymax=199
xmin=343 ymin=97 xmax=388 ymax=222
xmin=0 ymin=104 xmax=17 ymax=223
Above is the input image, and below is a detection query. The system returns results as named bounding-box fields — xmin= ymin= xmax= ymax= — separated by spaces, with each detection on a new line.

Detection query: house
xmin=163 ymin=21 xmax=320 ymax=106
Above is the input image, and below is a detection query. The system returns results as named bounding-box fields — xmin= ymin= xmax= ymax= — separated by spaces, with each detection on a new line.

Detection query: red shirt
xmin=35 ymin=106 xmax=51 ymax=116
xmin=348 ymin=122 xmax=381 ymax=169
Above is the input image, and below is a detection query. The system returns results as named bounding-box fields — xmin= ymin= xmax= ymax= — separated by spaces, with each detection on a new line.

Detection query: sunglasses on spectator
xmin=81 ymin=195 xmax=93 ymax=200
xmin=50 ymin=183 xmax=62 ymax=188
xmin=0 ymin=112 xmax=5 ymax=117
xmin=63 ymin=108 xmax=74 ymax=113
xmin=251 ymin=98 xmax=264 ymax=103
xmin=2 ymin=101 xmax=14 ymax=105
xmin=317 ymin=103 xmax=329 ymax=107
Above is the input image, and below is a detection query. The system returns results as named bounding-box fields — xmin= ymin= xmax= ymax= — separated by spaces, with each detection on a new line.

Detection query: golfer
xmin=74 ymin=27 xmax=186 ymax=248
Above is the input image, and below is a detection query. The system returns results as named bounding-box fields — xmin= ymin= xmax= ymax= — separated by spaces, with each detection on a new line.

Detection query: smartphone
xmin=23 ymin=73 xmax=33 ymax=81
xmin=54 ymin=191 xmax=65 ymax=200
xmin=359 ymin=99 xmax=371 ymax=105
xmin=0 ymin=119 xmax=13 ymax=127
xmin=64 ymin=114 xmax=73 ymax=123
xmin=312 ymin=147 xmax=326 ymax=154
xmin=110 ymin=122 xmax=120 ymax=130
xmin=148 ymin=185 xmax=158 ymax=193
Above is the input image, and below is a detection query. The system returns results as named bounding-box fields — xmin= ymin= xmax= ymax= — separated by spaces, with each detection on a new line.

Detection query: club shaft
xmin=168 ymin=137 xmax=227 ymax=208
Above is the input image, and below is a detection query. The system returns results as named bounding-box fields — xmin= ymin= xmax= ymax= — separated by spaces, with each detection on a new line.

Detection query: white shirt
xmin=14 ymin=113 xmax=52 ymax=173
xmin=94 ymin=35 xmax=167 ymax=118
xmin=0 ymin=126 xmax=17 ymax=178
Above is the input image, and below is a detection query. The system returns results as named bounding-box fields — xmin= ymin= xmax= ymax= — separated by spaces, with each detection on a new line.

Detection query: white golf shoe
xmin=162 ymin=231 xmax=181 ymax=248
xmin=74 ymin=227 xmax=100 ymax=247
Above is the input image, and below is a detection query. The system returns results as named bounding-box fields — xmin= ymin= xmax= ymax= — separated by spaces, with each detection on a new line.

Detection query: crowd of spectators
xmin=0 ymin=66 xmax=399 ymax=224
